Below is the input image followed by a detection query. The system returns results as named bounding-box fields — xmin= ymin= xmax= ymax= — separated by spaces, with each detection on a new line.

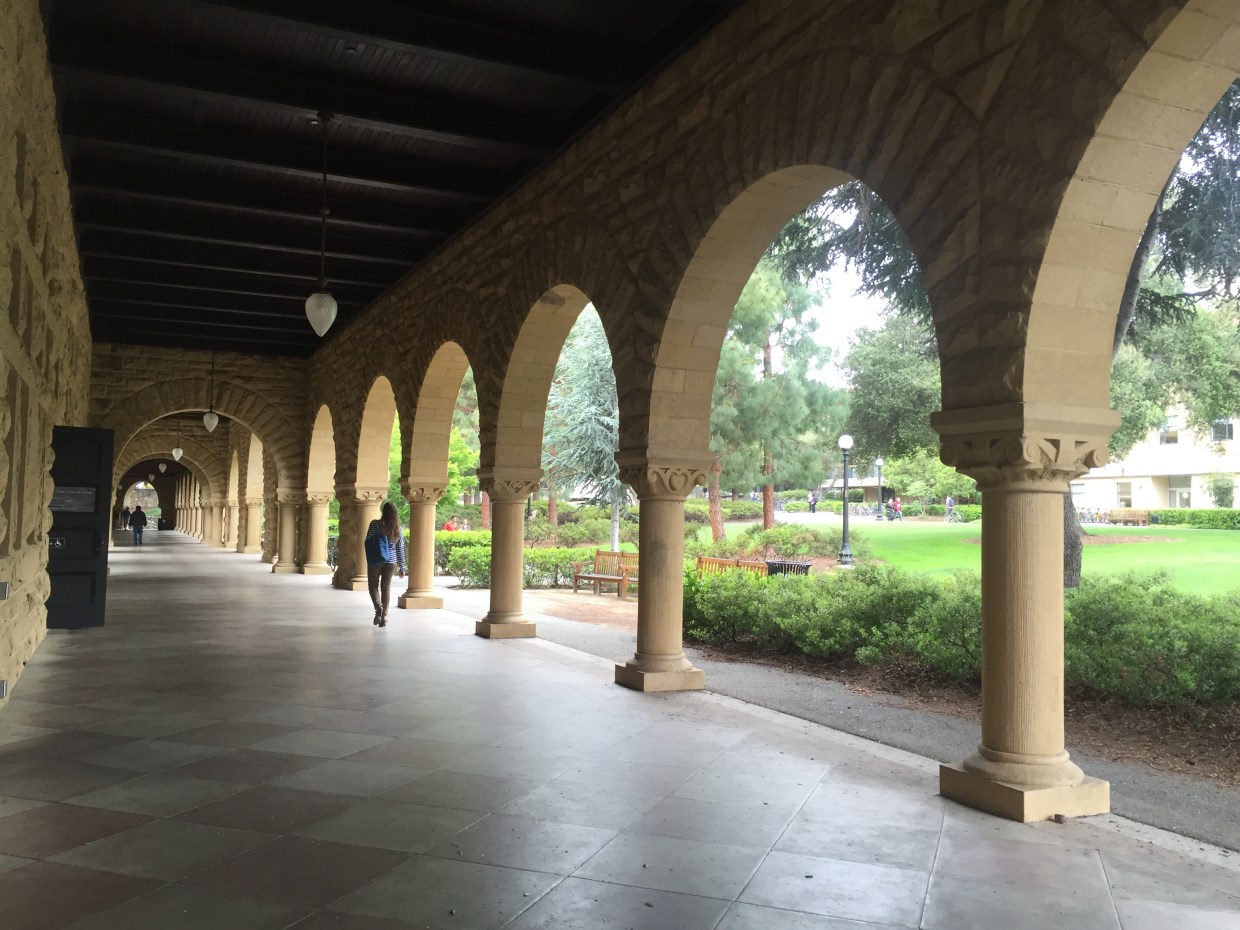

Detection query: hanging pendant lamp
xmin=306 ymin=112 xmax=337 ymax=337
xmin=158 ymin=463 xmax=167 ymax=473
xmin=172 ymin=428 xmax=183 ymax=462
xmin=203 ymin=351 xmax=219 ymax=432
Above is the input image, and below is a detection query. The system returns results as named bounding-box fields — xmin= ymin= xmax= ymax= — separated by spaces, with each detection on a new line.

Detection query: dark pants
xmin=133 ymin=527 xmax=144 ymax=545
xmin=368 ymin=563 xmax=395 ymax=617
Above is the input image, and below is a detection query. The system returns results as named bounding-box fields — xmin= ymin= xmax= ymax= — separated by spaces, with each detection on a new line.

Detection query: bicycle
xmin=946 ymin=509 xmax=964 ymax=523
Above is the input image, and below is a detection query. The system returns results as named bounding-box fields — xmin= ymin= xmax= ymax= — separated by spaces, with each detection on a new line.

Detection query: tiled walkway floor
xmin=1 ymin=532 xmax=1238 ymax=929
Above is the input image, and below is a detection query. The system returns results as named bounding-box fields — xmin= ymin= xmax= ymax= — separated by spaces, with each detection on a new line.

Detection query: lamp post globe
xmin=875 ymin=456 xmax=885 ymax=520
xmin=837 ymin=435 xmax=855 ymax=567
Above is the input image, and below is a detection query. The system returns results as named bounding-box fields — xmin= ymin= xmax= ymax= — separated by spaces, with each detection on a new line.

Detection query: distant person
xmin=121 ymin=506 xmax=131 ymax=529
xmin=364 ymin=502 xmax=406 ymax=628
xmin=945 ymin=495 xmax=955 ymax=520
xmin=131 ymin=505 xmax=148 ymax=545
xmin=808 ymin=491 xmax=818 ymax=514
xmin=892 ymin=498 xmax=903 ymax=522
xmin=442 ymin=515 xmax=459 ymax=532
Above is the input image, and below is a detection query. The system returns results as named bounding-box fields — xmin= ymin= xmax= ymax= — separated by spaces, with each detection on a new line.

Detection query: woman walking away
xmin=364 ymin=502 xmax=406 ymax=627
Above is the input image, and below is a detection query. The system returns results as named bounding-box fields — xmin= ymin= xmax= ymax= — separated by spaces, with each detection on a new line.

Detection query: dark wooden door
xmin=47 ymin=426 xmax=114 ymax=629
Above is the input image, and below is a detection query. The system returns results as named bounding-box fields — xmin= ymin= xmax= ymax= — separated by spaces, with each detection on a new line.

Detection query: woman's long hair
xmin=380 ymin=501 xmax=400 ymax=543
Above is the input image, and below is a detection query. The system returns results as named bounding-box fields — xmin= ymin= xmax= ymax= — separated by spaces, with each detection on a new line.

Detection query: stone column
xmin=226 ymin=501 xmax=240 ymax=549
xmin=241 ymin=498 xmax=263 ymax=553
xmin=272 ymin=491 xmax=302 ymax=573
xmin=475 ymin=470 xmax=538 ymax=638
xmin=614 ymin=454 xmax=708 ymax=692
xmin=340 ymin=487 xmax=385 ymax=591
xmin=205 ymin=501 xmax=225 ymax=548
xmin=398 ymin=482 xmax=444 ymax=610
xmin=301 ymin=494 xmax=334 ymax=575
xmin=933 ymin=403 xmax=1118 ymax=822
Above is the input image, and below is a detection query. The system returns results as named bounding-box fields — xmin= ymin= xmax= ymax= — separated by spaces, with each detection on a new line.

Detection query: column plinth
xmin=475 ymin=471 xmax=538 ymax=638
xmin=225 ymin=502 xmax=240 ymax=549
xmin=613 ymin=454 xmax=709 ymax=692
xmin=932 ymin=403 xmax=1118 ymax=821
xmin=240 ymin=500 xmax=263 ymax=553
xmin=399 ymin=484 xmax=444 ymax=610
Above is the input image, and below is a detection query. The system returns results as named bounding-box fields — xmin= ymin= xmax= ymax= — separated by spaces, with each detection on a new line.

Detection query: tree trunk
xmin=547 ymin=483 xmax=558 ymax=527
xmin=731 ymin=489 xmax=741 ymax=501
xmin=480 ymin=491 xmax=492 ymax=530
xmin=1063 ymin=494 xmax=1084 ymax=589
xmin=610 ymin=500 xmax=621 ymax=552
xmin=708 ymin=460 xmax=725 ymax=542
xmin=762 ymin=452 xmax=775 ymax=530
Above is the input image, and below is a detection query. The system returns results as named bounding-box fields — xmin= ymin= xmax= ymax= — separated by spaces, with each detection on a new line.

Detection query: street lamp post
xmin=875 ymin=456 xmax=884 ymax=520
xmin=838 ymin=434 xmax=854 ymax=567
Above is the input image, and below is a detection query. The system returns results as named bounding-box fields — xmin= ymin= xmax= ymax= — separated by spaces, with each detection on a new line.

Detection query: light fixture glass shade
xmin=148 ymin=474 xmax=155 ymax=482
xmin=203 ymin=410 xmax=220 ymax=433
xmin=838 ymin=434 xmax=854 ymax=451
xmin=172 ymin=446 xmax=183 ymax=462
xmin=305 ymin=291 xmax=337 ymax=337
xmin=158 ymin=463 xmax=167 ymax=473
xmin=874 ymin=457 xmax=883 ymax=467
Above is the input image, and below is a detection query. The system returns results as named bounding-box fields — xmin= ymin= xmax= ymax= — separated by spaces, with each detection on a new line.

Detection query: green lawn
xmin=700 ymin=518 xmax=1240 ymax=596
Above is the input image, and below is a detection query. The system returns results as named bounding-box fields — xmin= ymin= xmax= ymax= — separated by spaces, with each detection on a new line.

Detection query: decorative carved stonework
xmin=337 ymin=485 xmax=387 ymax=505
xmin=305 ymin=493 xmax=333 ymax=505
xmin=276 ymin=490 xmax=305 ymax=505
xmin=400 ymin=481 xmax=445 ymax=504
xmin=932 ymin=403 xmax=1119 ymax=492
xmin=476 ymin=468 xmax=540 ymax=502
xmin=245 ymin=497 xmax=264 ymax=507
xmin=616 ymin=454 xmax=709 ymax=501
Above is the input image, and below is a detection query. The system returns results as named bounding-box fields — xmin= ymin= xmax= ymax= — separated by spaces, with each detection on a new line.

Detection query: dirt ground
xmin=527 ymin=588 xmax=1240 ymax=790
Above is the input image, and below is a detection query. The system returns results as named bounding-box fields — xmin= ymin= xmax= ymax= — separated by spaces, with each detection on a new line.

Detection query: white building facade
xmin=1074 ymin=412 xmax=1239 ymax=511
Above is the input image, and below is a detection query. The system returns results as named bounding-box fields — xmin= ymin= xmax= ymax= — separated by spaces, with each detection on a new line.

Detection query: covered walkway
xmin=1 ymin=534 xmax=1237 ymax=929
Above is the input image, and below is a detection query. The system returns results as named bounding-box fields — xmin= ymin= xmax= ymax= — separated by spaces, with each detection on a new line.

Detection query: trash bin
xmin=765 ymin=559 xmax=811 ymax=576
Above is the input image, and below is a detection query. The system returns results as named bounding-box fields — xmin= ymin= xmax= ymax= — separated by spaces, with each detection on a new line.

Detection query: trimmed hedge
xmin=1149 ymin=509 xmax=1240 ymax=529
xmin=445 ymin=545 xmax=597 ymax=589
xmin=683 ymin=566 xmax=1240 ymax=707
xmin=434 ymin=530 xmax=491 ymax=572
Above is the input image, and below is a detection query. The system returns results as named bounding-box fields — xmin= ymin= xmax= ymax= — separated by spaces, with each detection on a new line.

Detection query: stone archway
xmin=302 ymin=404 xmax=337 ymax=575
xmin=336 ymin=377 xmax=398 ymax=591
xmin=239 ymin=432 xmax=266 ymax=555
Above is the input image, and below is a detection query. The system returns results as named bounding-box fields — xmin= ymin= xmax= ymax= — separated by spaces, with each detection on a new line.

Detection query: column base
xmin=301 ymin=563 xmax=333 ymax=575
xmin=272 ymin=563 xmax=300 ymax=574
xmin=939 ymin=764 xmax=1110 ymax=823
xmin=398 ymin=592 xmax=444 ymax=610
xmin=614 ymin=663 xmax=706 ymax=692
xmin=475 ymin=619 xmax=537 ymax=639
xmin=347 ymin=578 xmax=370 ymax=592
xmin=239 ymin=545 xmax=262 ymax=554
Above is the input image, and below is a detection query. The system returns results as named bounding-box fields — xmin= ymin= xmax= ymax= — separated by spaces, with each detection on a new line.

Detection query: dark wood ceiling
xmin=47 ymin=0 xmax=743 ymax=356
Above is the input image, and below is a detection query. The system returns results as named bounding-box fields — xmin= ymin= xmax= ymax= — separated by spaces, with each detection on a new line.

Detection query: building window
xmin=1168 ymin=475 xmax=1191 ymax=509
xmin=1212 ymin=420 xmax=1234 ymax=442
xmin=1159 ymin=427 xmax=1179 ymax=444
xmin=1116 ymin=482 xmax=1132 ymax=508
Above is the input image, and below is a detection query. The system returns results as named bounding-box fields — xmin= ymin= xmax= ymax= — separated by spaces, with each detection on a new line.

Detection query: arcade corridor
xmin=0 ymin=533 xmax=1237 ymax=929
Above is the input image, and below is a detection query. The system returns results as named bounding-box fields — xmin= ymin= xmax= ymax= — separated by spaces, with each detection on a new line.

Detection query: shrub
xmin=523 ymin=547 xmax=597 ymax=588
xmin=435 ymin=530 xmax=491 ymax=572
xmin=1206 ymin=474 xmax=1235 ymax=509
xmin=736 ymin=523 xmax=870 ymax=559
xmin=783 ymin=501 xmax=809 ymax=512
xmin=720 ymin=500 xmax=762 ymax=520
xmin=952 ymin=504 xmax=981 ymax=523
xmin=524 ymin=517 xmax=557 ymax=543
xmin=683 ymin=501 xmax=711 ymax=526
xmin=1149 ymin=508 xmax=1240 ymax=529
xmin=555 ymin=519 xmax=612 ymax=547
xmin=435 ymin=501 xmax=481 ymax=529
xmin=446 ymin=545 xmax=491 ymax=587
xmin=774 ymin=489 xmax=809 ymax=501
xmin=857 ymin=572 xmax=982 ymax=681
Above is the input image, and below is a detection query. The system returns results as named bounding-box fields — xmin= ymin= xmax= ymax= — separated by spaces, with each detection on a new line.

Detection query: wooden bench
xmin=1109 ymin=509 xmax=1151 ymax=526
xmin=696 ymin=556 xmax=769 ymax=577
xmin=571 ymin=550 xmax=641 ymax=599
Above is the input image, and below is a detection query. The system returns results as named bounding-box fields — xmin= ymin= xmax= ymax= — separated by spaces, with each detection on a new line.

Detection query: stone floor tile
xmin=52 ymin=818 xmax=275 ymax=881
xmin=934 ymin=830 xmax=1109 ymax=893
xmin=79 ymin=737 xmax=229 ymax=771
xmin=921 ymin=871 xmax=1119 ymax=930
xmin=776 ymin=813 xmax=942 ymax=871
xmin=498 ymin=779 xmax=659 ymax=830
xmin=0 ymin=853 xmax=32 ymax=873
xmin=171 ymin=747 xmax=324 ymax=783
xmin=799 ymin=782 xmax=946 ymax=832
xmin=504 ymin=876 xmax=731 ymax=930
xmin=318 ymin=711 xmax=433 ymax=738
xmin=739 ymin=851 xmax=929 ymax=927
xmin=62 ymin=882 xmax=313 ymax=930
xmin=343 ymin=736 xmax=474 ymax=770
xmin=1114 ymin=897 xmax=1240 ymax=930
xmin=552 ymin=757 xmax=696 ymax=796
xmin=440 ymin=745 xmax=583 ymax=782
xmin=165 ymin=721 xmax=303 ymax=747
xmin=329 ymin=855 xmax=560 ymax=929
xmin=272 ymin=759 xmax=426 ymax=797
xmin=0 ymin=802 xmax=150 ymax=858
xmin=247 ymin=728 xmax=393 ymax=759
xmin=0 ymin=721 xmax=59 ymax=746
xmin=296 ymin=798 xmax=482 ymax=853
xmin=0 ymin=861 xmax=159 ymax=930
xmin=404 ymin=716 xmax=533 ymax=746
xmin=574 ymin=832 xmax=767 ymax=900
xmin=703 ymin=746 xmax=832 ymax=783
xmin=183 ymin=835 xmax=410 ymax=906
xmin=384 ymin=769 xmax=538 ymax=813
xmin=0 ymin=701 xmax=120 ymax=730
xmin=178 ymin=785 xmax=352 ymax=833
xmin=717 ymin=901 xmax=917 ymax=929
xmin=0 ymin=729 xmax=139 ymax=762
xmin=1102 ymin=851 xmax=1240 ymax=909
xmin=236 ymin=703 xmax=358 ymax=729
xmin=673 ymin=768 xmax=818 ymax=808
xmin=287 ymin=910 xmax=424 ymax=929
xmin=629 ymin=795 xmax=802 ymax=848
xmin=67 ymin=772 xmax=244 ymax=816
xmin=75 ymin=711 xmax=218 ymax=739
xmin=0 ymin=794 xmax=47 ymax=819
xmin=426 ymin=813 xmax=615 ymax=874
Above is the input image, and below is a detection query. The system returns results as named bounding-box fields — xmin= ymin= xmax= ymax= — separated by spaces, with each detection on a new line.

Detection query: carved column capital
xmin=245 ymin=497 xmax=264 ymax=507
xmin=932 ymin=403 xmax=1120 ymax=492
xmin=276 ymin=489 xmax=305 ymax=505
xmin=336 ymin=484 xmax=388 ymax=505
xmin=477 ymin=468 xmax=540 ymax=503
xmin=305 ymin=493 xmax=334 ymax=505
xmin=401 ymin=479 xmax=446 ymax=504
xmin=615 ymin=451 xmax=709 ymax=501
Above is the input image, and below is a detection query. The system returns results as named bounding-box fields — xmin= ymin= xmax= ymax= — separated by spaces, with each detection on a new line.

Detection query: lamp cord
xmin=319 ymin=112 xmax=329 ymax=290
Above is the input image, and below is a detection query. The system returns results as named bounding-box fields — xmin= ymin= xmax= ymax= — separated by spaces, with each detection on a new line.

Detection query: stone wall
xmin=0 ymin=0 xmax=93 ymax=703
